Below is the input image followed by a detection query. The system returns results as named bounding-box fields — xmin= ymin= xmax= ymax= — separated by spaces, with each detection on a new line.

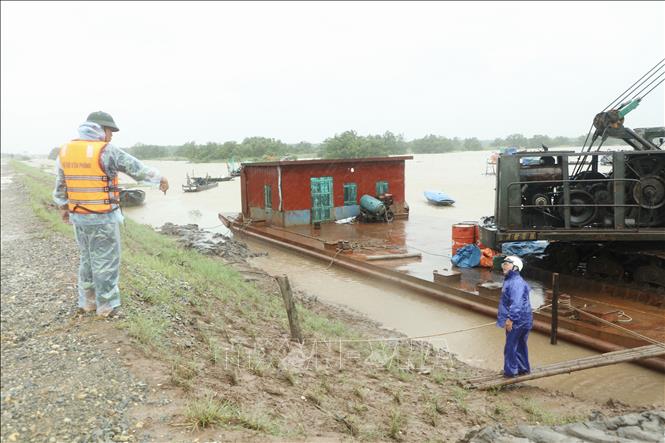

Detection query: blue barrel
xmin=360 ymin=194 xmax=386 ymax=215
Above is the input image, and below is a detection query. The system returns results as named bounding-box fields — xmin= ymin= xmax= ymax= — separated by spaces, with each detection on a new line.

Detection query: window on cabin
xmin=343 ymin=183 xmax=357 ymax=205
xmin=264 ymin=185 xmax=272 ymax=209
xmin=375 ymin=180 xmax=389 ymax=196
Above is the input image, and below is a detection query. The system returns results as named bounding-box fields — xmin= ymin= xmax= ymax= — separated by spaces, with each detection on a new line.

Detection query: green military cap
xmin=86 ymin=111 xmax=119 ymax=132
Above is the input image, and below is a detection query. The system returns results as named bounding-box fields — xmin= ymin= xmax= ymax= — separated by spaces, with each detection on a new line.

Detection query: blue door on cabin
xmin=310 ymin=177 xmax=333 ymax=223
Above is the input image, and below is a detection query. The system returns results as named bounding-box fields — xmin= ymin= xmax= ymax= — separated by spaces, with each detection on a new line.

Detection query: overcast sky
xmin=1 ymin=1 xmax=664 ymax=154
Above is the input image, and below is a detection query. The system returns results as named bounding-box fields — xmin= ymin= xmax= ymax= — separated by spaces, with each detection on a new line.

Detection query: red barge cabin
xmin=239 ymin=156 xmax=412 ymax=226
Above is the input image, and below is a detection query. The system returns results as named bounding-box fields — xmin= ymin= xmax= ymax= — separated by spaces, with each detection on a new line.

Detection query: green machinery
xmin=480 ymin=129 xmax=664 ymax=287
xmin=480 ymin=63 xmax=665 ymax=287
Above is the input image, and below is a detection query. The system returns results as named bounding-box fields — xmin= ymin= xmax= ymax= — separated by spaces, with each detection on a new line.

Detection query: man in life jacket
xmin=497 ymin=255 xmax=533 ymax=377
xmin=53 ymin=111 xmax=169 ymax=317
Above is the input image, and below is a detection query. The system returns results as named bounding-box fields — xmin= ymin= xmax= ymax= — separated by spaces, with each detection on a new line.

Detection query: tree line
xmin=122 ymin=131 xmax=625 ymax=162
xmin=490 ymin=133 xmax=624 ymax=150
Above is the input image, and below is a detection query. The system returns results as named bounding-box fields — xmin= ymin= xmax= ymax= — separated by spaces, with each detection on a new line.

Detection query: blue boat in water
xmin=424 ymin=191 xmax=455 ymax=206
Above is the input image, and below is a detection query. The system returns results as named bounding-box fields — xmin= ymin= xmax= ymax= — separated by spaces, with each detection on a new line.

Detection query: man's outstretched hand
xmin=159 ymin=177 xmax=169 ymax=195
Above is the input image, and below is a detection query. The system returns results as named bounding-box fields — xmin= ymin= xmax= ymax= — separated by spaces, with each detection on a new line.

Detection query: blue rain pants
xmin=497 ymin=270 xmax=533 ymax=377
xmin=73 ymin=222 xmax=121 ymax=312
xmin=504 ymin=326 xmax=530 ymax=377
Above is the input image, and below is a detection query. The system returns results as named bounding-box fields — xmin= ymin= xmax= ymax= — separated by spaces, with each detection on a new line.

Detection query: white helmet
xmin=503 ymin=255 xmax=524 ymax=272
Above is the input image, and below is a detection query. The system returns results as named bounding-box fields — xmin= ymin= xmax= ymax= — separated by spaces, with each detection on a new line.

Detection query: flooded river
xmin=28 ymin=152 xmax=664 ymax=406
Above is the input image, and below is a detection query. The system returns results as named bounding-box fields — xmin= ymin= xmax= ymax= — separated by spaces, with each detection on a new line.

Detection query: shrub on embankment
xmin=10 ymin=160 xmax=606 ymax=440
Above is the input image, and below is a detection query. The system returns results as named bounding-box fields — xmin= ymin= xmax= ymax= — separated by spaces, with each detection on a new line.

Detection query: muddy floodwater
xmin=27 ymin=152 xmax=665 ymax=406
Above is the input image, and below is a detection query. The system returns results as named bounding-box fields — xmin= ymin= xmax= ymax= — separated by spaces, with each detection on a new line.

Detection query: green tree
xmin=378 ymin=131 xmax=408 ymax=155
xmin=527 ymin=134 xmax=552 ymax=149
xmin=409 ymin=135 xmax=459 ymax=153
xmin=505 ymin=133 xmax=528 ymax=148
xmin=322 ymin=131 xmax=365 ymax=158
xmin=239 ymin=137 xmax=288 ymax=159
xmin=463 ymin=137 xmax=483 ymax=151
xmin=220 ymin=141 xmax=239 ymax=159
xmin=410 ymin=135 xmax=440 ymax=153
xmin=551 ymin=136 xmax=571 ymax=146
xmin=490 ymin=137 xmax=505 ymax=148
xmin=176 ymin=141 xmax=198 ymax=159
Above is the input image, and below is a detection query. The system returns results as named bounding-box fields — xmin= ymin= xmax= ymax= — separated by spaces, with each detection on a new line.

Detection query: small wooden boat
xmin=208 ymin=176 xmax=234 ymax=182
xmin=182 ymin=176 xmax=219 ymax=192
xmin=424 ymin=191 xmax=455 ymax=206
xmin=119 ymin=189 xmax=146 ymax=207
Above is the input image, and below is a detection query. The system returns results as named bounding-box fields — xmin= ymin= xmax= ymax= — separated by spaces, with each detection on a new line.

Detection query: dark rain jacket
xmin=497 ymin=270 xmax=533 ymax=329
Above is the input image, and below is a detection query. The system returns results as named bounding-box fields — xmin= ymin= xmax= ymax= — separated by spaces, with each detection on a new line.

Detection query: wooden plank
xmin=471 ymin=345 xmax=664 ymax=389
xmin=466 ymin=345 xmax=662 ymax=384
xmin=276 ymin=275 xmax=304 ymax=344
xmin=465 ymin=344 xmax=665 ymax=390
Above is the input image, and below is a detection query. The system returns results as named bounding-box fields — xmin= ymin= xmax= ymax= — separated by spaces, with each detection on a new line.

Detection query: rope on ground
xmin=566 ymin=294 xmax=656 ymax=318
xmin=315 ymin=322 xmax=497 ymax=344
xmin=314 ymin=304 xmax=553 ymax=344
xmin=617 ymin=311 xmax=633 ymax=323
xmin=403 ymin=242 xmax=452 ymax=258
xmin=570 ymin=306 xmax=665 ymax=348
xmin=325 ymin=249 xmax=343 ymax=270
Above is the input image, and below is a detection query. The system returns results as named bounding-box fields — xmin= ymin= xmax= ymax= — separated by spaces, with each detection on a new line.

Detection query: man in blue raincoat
xmin=53 ymin=111 xmax=169 ymax=317
xmin=497 ymin=255 xmax=533 ymax=377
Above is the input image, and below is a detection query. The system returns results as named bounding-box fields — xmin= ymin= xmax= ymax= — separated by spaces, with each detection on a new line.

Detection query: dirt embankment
xmin=1 ymin=162 xmax=660 ymax=443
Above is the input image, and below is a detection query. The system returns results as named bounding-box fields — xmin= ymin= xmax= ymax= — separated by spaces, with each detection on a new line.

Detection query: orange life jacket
xmin=59 ymin=140 xmax=120 ymax=214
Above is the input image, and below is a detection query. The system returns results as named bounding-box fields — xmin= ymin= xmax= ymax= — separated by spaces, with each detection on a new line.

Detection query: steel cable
xmin=636 ymin=76 xmax=665 ymax=101
xmin=629 ymin=70 xmax=665 ymax=101
xmin=603 ymin=58 xmax=664 ymax=111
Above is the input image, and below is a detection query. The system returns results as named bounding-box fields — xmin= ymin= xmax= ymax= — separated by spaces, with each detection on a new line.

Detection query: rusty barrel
xmin=452 ymin=223 xmax=476 ymax=255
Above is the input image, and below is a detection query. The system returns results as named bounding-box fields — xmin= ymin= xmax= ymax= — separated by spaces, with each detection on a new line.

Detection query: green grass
xmin=123 ymin=311 xmax=168 ymax=346
xmin=391 ymin=387 xmax=402 ymax=405
xmin=389 ymin=366 xmax=414 ymax=383
xmin=184 ymin=394 xmax=281 ymax=434
xmin=431 ymin=370 xmax=448 ymax=385
xmin=517 ymin=398 xmax=583 ymax=425
xmin=450 ymin=386 xmax=469 ymax=414
xmin=281 ymin=370 xmax=296 ymax=386
xmin=10 ymin=160 xmax=73 ymax=236
xmin=235 ymin=410 xmax=281 ymax=434
xmin=202 ymin=332 xmax=222 ymax=364
xmin=387 ymin=408 xmax=406 ymax=441
xmin=352 ymin=385 xmax=365 ymax=400
xmin=491 ymin=403 xmax=509 ymax=419
xmin=301 ymin=309 xmax=353 ymax=338
xmin=247 ymin=351 xmax=272 ymax=377
xmin=185 ymin=395 xmax=237 ymax=430
xmin=423 ymin=402 xmax=438 ymax=427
